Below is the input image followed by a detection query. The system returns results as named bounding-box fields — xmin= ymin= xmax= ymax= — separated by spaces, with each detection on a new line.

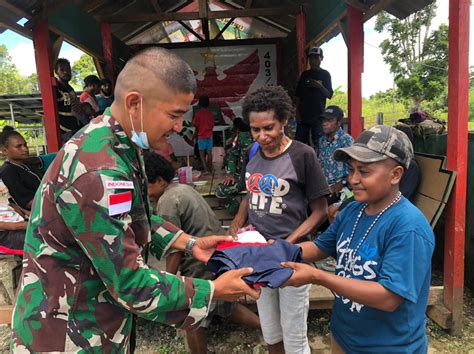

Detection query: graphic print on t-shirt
xmin=246 ymin=171 xmax=290 ymax=216
xmin=245 ymin=140 xmax=329 ymax=240
xmin=335 ymin=232 xmax=378 ymax=313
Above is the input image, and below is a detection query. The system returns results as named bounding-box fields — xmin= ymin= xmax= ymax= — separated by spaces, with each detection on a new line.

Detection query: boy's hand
xmin=212 ymin=268 xmax=261 ymax=301
xmin=192 ymin=235 xmax=233 ymax=263
xmin=281 ymin=262 xmax=319 ymax=287
xmin=330 ymin=181 xmax=344 ymax=195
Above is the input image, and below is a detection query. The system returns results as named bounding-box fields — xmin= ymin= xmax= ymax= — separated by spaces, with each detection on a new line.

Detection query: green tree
xmin=375 ymin=4 xmax=448 ymax=109
xmin=0 ymin=44 xmax=30 ymax=94
xmin=71 ymin=54 xmax=97 ymax=89
xmin=25 ymin=73 xmax=39 ymax=94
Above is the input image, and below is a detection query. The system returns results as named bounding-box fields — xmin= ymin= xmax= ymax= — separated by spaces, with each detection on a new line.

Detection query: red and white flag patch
xmin=108 ymin=191 xmax=132 ymax=216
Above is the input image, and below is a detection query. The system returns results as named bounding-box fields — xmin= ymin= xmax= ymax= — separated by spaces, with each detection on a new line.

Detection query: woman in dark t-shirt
xmin=229 ymin=86 xmax=330 ymax=354
xmin=0 ymin=128 xmax=42 ymax=211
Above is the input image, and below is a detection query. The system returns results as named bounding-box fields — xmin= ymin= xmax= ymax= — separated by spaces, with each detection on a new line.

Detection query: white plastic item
xmin=236 ymin=230 xmax=267 ymax=244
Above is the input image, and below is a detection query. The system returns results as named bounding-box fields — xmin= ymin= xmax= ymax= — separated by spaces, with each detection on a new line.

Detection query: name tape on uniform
xmin=109 ymin=191 xmax=132 ymax=216
xmin=106 ymin=181 xmax=134 ymax=189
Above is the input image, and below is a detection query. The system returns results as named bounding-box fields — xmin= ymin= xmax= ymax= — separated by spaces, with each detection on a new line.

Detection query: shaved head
xmin=114 ymin=47 xmax=196 ymax=103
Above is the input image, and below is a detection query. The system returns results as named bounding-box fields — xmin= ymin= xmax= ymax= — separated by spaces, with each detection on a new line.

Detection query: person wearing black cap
xmin=295 ymin=46 xmax=333 ymax=150
xmin=318 ymin=105 xmax=353 ymax=197
xmin=282 ymin=125 xmax=434 ymax=353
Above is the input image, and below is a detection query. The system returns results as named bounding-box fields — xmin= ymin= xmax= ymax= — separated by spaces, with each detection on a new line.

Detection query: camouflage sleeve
xmin=56 ymin=170 xmax=214 ymax=329
xmin=225 ymin=146 xmax=240 ymax=176
xmin=148 ymin=213 xmax=184 ymax=260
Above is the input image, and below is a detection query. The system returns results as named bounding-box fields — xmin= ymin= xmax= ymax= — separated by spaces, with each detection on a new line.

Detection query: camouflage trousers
xmin=214 ymin=182 xmax=244 ymax=216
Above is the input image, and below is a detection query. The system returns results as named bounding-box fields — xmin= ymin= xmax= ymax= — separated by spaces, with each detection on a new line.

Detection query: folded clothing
xmin=207 ymin=239 xmax=303 ymax=288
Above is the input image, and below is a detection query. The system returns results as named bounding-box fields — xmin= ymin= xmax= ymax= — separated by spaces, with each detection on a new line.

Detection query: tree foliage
xmin=0 ymin=44 xmax=39 ymax=94
xmin=71 ymin=54 xmax=97 ymax=89
xmin=375 ymin=4 xmax=448 ymax=108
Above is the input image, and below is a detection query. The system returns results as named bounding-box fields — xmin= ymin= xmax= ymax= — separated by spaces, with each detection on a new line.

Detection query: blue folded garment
xmin=206 ymin=239 xmax=303 ymax=288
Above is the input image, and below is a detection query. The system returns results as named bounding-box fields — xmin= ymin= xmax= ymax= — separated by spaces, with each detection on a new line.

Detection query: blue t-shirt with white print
xmin=315 ymin=197 xmax=434 ymax=353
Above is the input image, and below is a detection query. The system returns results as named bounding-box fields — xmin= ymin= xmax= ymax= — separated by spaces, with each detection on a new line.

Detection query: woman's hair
xmin=0 ymin=126 xmax=23 ymax=148
xmin=242 ymin=85 xmax=294 ymax=124
xmin=84 ymin=75 xmax=101 ymax=88
xmin=144 ymin=152 xmax=175 ymax=183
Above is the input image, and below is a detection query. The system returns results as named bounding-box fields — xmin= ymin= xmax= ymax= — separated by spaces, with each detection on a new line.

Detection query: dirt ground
xmin=136 ymin=289 xmax=474 ymax=354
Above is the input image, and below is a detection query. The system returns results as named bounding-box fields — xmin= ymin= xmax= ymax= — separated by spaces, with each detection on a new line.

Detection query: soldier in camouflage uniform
xmin=215 ymin=118 xmax=252 ymax=215
xmin=11 ymin=47 xmax=259 ymax=353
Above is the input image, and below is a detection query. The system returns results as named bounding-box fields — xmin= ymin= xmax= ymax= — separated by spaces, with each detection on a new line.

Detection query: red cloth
xmin=80 ymin=91 xmax=100 ymax=113
xmin=193 ymin=108 xmax=215 ymax=138
xmin=216 ymin=241 xmax=267 ymax=250
xmin=0 ymin=246 xmax=23 ymax=256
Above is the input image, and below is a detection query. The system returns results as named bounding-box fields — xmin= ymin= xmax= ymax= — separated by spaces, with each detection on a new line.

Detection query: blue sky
xmin=0 ymin=0 xmax=472 ymax=97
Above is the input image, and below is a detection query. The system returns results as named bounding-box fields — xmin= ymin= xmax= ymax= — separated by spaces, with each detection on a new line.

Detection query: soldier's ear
xmin=124 ymin=92 xmax=141 ymax=117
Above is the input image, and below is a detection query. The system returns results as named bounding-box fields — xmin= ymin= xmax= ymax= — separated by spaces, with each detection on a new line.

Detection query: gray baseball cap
xmin=307 ymin=47 xmax=323 ymax=57
xmin=333 ymin=125 xmax=414 ymax=169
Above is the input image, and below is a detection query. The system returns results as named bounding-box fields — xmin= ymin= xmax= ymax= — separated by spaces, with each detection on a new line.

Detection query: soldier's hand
xmin=192 ymin=235 xmax=233 ymax=263
xmin=223 ymin=175 xmax=235 ymax=186
xmin=212 ymin=268 xmax=261 ymax=301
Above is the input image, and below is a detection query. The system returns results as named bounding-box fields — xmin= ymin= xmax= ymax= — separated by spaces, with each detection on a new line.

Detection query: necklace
xmin=7 ymin=160 xmax=42 ymax=183
xmin=344 ymin=191 xmax=402 ymax=271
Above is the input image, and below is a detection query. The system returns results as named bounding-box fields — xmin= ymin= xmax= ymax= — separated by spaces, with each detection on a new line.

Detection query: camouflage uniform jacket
xmin=11 ymin=110 xmax=214 ymax=353
xmin=225 ymin=131 xmax=252 ymax=181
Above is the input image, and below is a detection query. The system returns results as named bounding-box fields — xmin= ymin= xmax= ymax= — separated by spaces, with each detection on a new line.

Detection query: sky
xmin=0 ymin=0 xmax=472 ymax=98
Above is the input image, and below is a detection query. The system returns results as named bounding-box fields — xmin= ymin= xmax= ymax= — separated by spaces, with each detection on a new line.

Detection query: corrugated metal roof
xmin=0 ymin=94 xmax=44 ymax=124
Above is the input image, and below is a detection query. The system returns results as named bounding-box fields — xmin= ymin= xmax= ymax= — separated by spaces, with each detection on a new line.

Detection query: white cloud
xmin=8 ymin=40 xmax=84 ymax=76
xmin=58 ymin=44 xmax=84 ymax=64
xmin=320 ymin=17 xmax=394 ymax=98
xmin=9 ymin=41 xmax=35 ymax=76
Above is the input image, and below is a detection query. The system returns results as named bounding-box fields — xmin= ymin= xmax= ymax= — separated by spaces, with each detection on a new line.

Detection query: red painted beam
xmin=347 ymin=5 xmax=363 ymax=137
xmin=295 ymin=11 xmax=306 ymax=77
xmin=33 ymin=21 xmax=61 ymax=152
xmin=101 ymin=22 xmax=115 ymax=83
xmin=444 ymin=0 xmax=470 ymax=335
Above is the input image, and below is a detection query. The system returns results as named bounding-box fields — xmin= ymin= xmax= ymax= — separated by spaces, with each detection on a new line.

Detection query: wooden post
xmin=101 ymin=22 xmax=114 ymax=83
xmin=347 ymin=5 xmax=363 ymax=137
xmin=295 ymin=10 xmax=306 ymax=77
xmin=444 ymin=0 xmax=470 ymax=335
xmin=33 ymin=20 xmax=61 ymax=152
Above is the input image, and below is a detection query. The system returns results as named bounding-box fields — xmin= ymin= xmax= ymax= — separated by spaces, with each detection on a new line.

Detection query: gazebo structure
xmin=0 ymin=0 xmax=470 ymax=334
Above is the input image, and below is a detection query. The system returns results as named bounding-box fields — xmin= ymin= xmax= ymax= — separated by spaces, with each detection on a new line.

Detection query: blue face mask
xmin=130 ymin=96 xmax=149 ymax=150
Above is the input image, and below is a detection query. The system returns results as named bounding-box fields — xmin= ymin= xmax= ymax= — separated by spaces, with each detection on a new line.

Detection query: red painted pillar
xmin=347 ymin=5 xmax=363 ymax=137
xmin=444 ymin=0 xmax=469 ymax=335
xmin=33 ymin=21 xmax=61 ymax=152
xmin=296 ymin=11 xmax=307 ymax=77
xmin=101 ymin=22 xmax=115 ymax=82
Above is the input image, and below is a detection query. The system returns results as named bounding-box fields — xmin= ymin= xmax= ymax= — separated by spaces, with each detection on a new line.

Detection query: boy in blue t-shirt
xmin=283 ymin=125 xmax=435 ymax=353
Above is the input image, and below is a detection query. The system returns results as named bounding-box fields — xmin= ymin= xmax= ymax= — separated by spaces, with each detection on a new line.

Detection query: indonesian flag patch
xmin=108 ymin=191 xmax=132 ymax=216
